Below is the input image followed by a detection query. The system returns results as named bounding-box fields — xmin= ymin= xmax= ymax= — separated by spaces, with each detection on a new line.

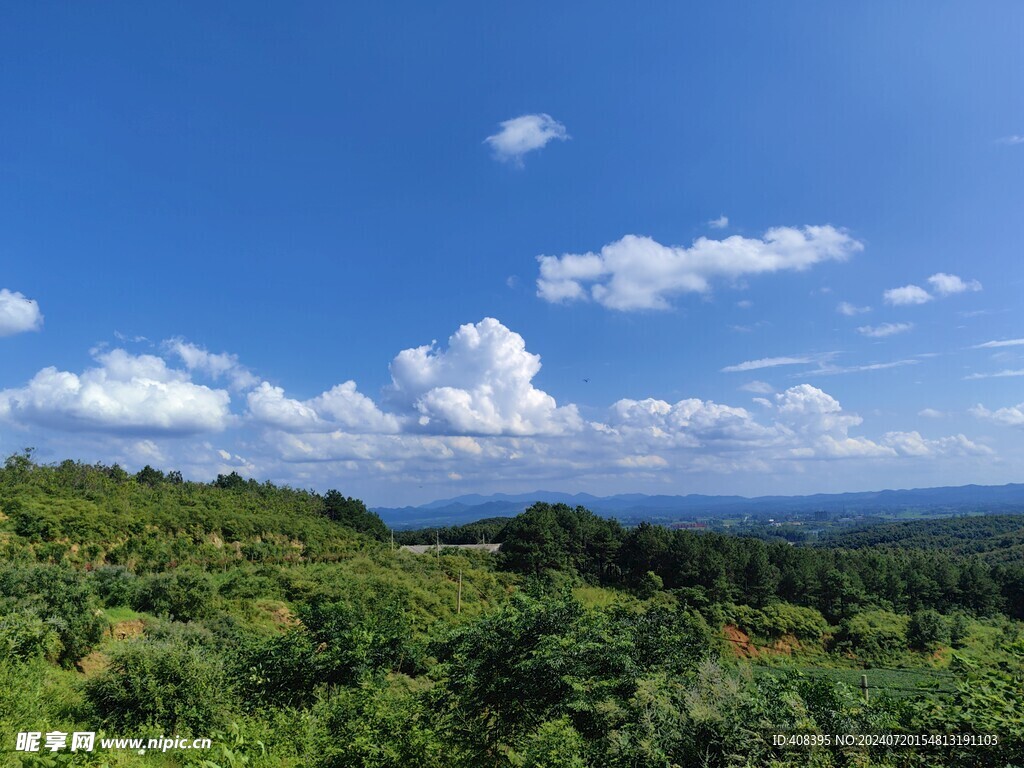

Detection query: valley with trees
xmin=1 ymin=453 xmax=1023 ymax=767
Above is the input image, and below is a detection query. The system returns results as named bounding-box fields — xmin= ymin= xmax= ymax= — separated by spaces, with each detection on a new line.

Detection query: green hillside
xmin=1 ymin=454 xmax=1022 ymax=767
xmin=820 ymin=515 xmax=1024 ymax=565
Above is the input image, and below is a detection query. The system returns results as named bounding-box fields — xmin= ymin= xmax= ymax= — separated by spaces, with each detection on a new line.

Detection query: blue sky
xmin=2 ymin=3 xmax=1023 ymax=506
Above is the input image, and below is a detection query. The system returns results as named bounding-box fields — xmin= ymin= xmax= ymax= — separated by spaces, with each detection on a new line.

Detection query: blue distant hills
xmin=373 ymin=483 xmax=1024 ymax=529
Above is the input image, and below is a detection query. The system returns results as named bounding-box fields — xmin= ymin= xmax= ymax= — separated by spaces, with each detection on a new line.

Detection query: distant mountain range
xmin=373 ymin=483 xmax=1024 ymax=528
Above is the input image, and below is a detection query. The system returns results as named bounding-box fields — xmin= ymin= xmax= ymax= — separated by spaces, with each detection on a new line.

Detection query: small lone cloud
xmin=708 ymin=215 xmax=729 ymax=229
xmin=485 ymin=113 xmax=569 ymax=165
xmin=837 ymin=301 xmax=871 ymax=316
xmin=927 ymin=272 xmax=982 ymax=296
xmin=857 ymin=322 xmax=914 ymax=338
xmin=996 ymin=135 xmax=1024 ymax=146
xmin=884 ymin=284 xmax=932 ymax=306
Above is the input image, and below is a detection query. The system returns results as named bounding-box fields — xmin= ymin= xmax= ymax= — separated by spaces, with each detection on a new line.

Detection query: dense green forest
xmin=1 ymin=454 xmax=1023 ymax=767
xmin=820 ymin=515 xmax=1024 ymax=565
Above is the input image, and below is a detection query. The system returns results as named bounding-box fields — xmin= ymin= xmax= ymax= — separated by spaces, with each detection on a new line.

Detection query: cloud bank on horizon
xmin=2 ymin=310 xmax=1013 ymax=506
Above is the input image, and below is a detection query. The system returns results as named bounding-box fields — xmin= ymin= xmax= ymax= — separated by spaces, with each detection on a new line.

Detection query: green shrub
xmin=0 ymin=610 xmax=63 ymax=662
xmin=145 ymin=618 xmax=218 ymax=648
xmin=134 ymin=569 xmax=215 ymax=621
xmin=300 ymin=590 xmax=414 ymax=686
xmin=84 ymin=639 xmax=233 ymax=733
xmin=218 ymin=569 xmax=282 ymax=600
xmin=0 ymin=562 xmax=106 ymax=665
xmin=311 ymin=677 xmax=448 ymax=768
xmin=232 ymin=630 xmax=322 ymax=709
xmin=9 ymin=502 xmax=62 ymax=542
xmin=760 ymin=602 xmax=830 ymax=643
xmin=88 ymin=565 xmax=139 ymax=607
xmin=907 ymin=609 xmax=948 ymax=652
xmin=837 ymin=610 xmax=908 ymax=664
xmin=513 ymin=717 xmax=588 ymax=768
xmin=637 ymin=570 xmax=664 ymax=599
xmin=948 ymin=611 xmax=971 ymax=648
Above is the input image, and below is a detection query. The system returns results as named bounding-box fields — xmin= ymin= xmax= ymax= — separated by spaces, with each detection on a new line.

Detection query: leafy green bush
xmin=134 ymin=569 xmax=215 ymax=621
xmin=218 ymin=569 xmax=283 ymax=600
xmin=948 ymin=611 xmax=971 ymax=648
xmin=300 ymin=587 xmax=414 ymax=686
xmin=435 ymin=592 xmax=616 ymax=754
xmin=0 ymin=562 xmax=106 ymax=665
xmin=512 ymin=717 xmax=588 ymax=768
xmin=908 ymin=609 xmax=949 ymax=652
xmin=636 ymin=570 xmax=664 ymax=599
xmin=145 ymin=618 xmax=219 ymax=648
xmin=728 ymin=601 xmax=830 ymax=645
xmin=84 ymin=639 xmax=233 ymax=733
xmin=0 ymin=610 xmax=63 ymax=662
xmin=8 ymin=500 xmax=61 ymax=542
xmin=928 ymin=641 xmax=1024 ymax=766
xmin=837 ymin=610 xmax=908 ymax=664
xmin=88 ymin=565 xmax=139 ymax=607
xmin=0 ymin=657 xmax=72 ymax=733
xmin=232 ymin=630 xmax=322 ymax=709
xmin=311 ymin=677 xmax=449 ymax=768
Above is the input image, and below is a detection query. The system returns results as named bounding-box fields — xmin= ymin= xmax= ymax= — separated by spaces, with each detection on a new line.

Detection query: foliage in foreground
xmin=1 ymin=456 xmax=1023 ymax=767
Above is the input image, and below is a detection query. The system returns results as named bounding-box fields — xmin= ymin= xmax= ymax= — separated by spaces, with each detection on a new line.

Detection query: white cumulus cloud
xmin=884 ymin=284 xmax=932 ymax=306
xmin=247 ymin=380 xmax=399 ymax=434
xmin=0 ymin=318 xmax=1000 ymax=495
xmin=971 ymin=403 xmax=1024 ymax=427
xmin=165 ymin=339 xmax=258 ymax=390
xmin=881 ymin=431 xmax=991 ymax=457
xmin=607 ymin=397 xmax=774 ymax=448
xmin=883 ymin=273 xmax=981 ymax=306
xmin=388 ymin=317 xmax=581 ymax=436
xmin=774 ymin=384 xmax=863 ymax=435
xmin=927 ymin=272 xmax=982 ymax=296
xmin=485 ymin=114 xmax=569 ymax=165
xmin=537 ymin=225 xmax=863 ymax=311
xmin=0 ymin=349 xmax=231 ymax=435
xmin=0 ymin=289 xmax=43 ymax=336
